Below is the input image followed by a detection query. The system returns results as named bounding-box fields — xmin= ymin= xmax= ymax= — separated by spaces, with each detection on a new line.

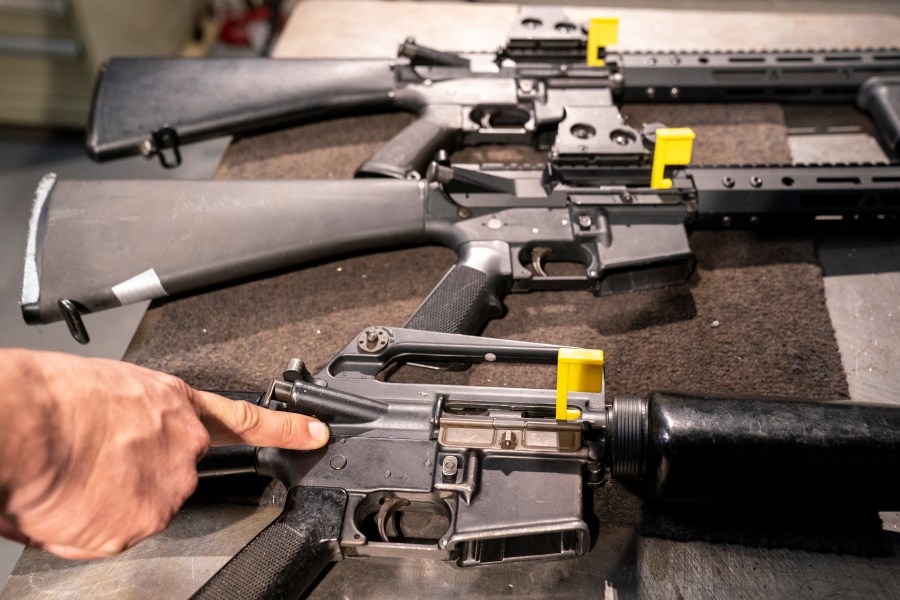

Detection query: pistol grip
xmin=858 ymin=76 xmax=900 ymax=155
xmin=190 ymin=487 xmax=346 ymax=600
xmin=405 ymin=243 xmax=511 ymax=335
xmin=356 ymin=115 xmax=460 ymax=179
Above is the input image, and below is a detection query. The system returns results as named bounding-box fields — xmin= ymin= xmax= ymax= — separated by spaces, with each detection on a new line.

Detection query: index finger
xmin=189 ymin=389 xmax=330 ymax=450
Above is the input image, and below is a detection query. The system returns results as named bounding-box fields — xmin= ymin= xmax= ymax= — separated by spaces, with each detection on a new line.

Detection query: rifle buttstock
xmin=88 ymin=58 xmax=398 ymax=163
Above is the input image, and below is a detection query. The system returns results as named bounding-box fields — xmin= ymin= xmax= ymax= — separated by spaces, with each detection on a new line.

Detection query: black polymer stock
xmin=187 ymin=326 xmax=900 ymax=600
xmin=19 ymin=7 xmax=900 ymax=342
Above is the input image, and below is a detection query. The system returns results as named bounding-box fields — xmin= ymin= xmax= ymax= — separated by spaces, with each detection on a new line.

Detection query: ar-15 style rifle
xmin=19 ymin=8 xmax=900 ymax=342
xmin=187 ymin=326 xmax=900 ymax=599
xmin=86 ymin=6 xmax=900 ymax=173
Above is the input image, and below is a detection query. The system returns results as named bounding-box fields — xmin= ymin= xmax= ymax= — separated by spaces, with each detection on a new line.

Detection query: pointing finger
xmin=190 ymin=389 xmax=330 ymax=450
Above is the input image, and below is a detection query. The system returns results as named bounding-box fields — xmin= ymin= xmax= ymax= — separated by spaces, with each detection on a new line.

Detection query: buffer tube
xmin=606 ymin=392 xmax=900 ymax=506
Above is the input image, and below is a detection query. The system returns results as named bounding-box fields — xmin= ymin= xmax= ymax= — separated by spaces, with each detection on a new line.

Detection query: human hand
xmin=0 ymin=350 xmax=329 ymax=560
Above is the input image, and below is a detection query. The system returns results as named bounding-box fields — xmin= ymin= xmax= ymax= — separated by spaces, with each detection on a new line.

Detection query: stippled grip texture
xmin=191 ymin=487 xmax=346 ymax=600
xmin=405 ymin=264 xmax=506 ymax=335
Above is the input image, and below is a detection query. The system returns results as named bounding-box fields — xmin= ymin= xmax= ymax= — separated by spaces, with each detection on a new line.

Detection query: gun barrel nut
xmin=441 ymin=455 xmax=459 ymax=480
xmin=609 ymin=395 xmax=648 ymax=480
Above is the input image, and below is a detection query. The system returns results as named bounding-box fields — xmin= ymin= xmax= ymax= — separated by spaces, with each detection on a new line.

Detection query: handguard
xmin=194 ymin=326 xmax=900 ymax=599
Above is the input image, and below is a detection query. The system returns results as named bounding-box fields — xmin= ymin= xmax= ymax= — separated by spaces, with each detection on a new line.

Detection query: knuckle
xmin=169 ymin=377 xmax=195 ymax=403
xmin=181 ymin=470 xmax=199 ymax=500
xmin=233 ymin=401 xmax=261 ymax=436
xmin=193 ymin=426 xmax=211 ymax=457
xmin=280 ymin=415 xmax=299 ymax=443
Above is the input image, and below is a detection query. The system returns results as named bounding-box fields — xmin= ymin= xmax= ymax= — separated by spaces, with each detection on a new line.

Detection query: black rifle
xmin=19 ymin=7 xmax=900 ymax=342
xmin=20 ymin=160 xmax=900 ymax=343
xmin=188 ymin=326 xmax=900 ymax=600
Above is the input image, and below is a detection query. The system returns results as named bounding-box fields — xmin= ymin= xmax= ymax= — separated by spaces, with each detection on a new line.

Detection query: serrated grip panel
xmin=405 ymin=264 xmax=506 ymax=335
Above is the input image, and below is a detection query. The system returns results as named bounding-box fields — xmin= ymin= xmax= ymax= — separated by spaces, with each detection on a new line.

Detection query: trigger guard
xmin=375 ymin=496 xmax=453 ymax=543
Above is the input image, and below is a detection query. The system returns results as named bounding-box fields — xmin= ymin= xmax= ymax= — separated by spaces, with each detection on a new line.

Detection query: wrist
xmin=0 ymin=349 xmax=62 ymax=518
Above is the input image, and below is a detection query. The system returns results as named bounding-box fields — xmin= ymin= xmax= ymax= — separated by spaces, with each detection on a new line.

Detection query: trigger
xmin=377 ymin=497 xmax=411 ymax=542
xmin=531 ymin=246 xmax=553 ymax=277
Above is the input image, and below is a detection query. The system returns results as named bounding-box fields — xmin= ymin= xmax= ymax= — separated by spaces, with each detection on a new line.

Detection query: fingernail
xmin=308 ymin=421 xmax=330 ymax=444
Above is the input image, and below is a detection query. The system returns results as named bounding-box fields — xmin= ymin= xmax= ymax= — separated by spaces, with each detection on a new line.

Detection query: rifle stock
xmin=87 ymin=58 xmax=398 ymax=164
xmin=22 ymin=176 xmax=428 ymax=325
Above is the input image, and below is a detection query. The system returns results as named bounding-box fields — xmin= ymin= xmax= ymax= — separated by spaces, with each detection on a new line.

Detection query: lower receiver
xmin=192 ymin=327 xmax=900 ymax=600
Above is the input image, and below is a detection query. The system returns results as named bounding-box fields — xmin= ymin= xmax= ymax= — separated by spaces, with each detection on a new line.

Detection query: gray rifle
xmin=189 ymin=326 xmax=900 ymax=599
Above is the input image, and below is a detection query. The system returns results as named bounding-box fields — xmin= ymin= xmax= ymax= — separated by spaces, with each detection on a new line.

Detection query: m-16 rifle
xmin=19 ymin=8 xmax=900 ymax=342
xmin=188 ymin=326 xmax=900 ymax=600
xmin=21 ymin=157 xmax=900 ymax=342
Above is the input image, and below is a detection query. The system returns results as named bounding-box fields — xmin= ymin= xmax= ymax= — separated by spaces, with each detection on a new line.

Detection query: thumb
xmin=190 ymin=389 xmax=330 ymax=450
